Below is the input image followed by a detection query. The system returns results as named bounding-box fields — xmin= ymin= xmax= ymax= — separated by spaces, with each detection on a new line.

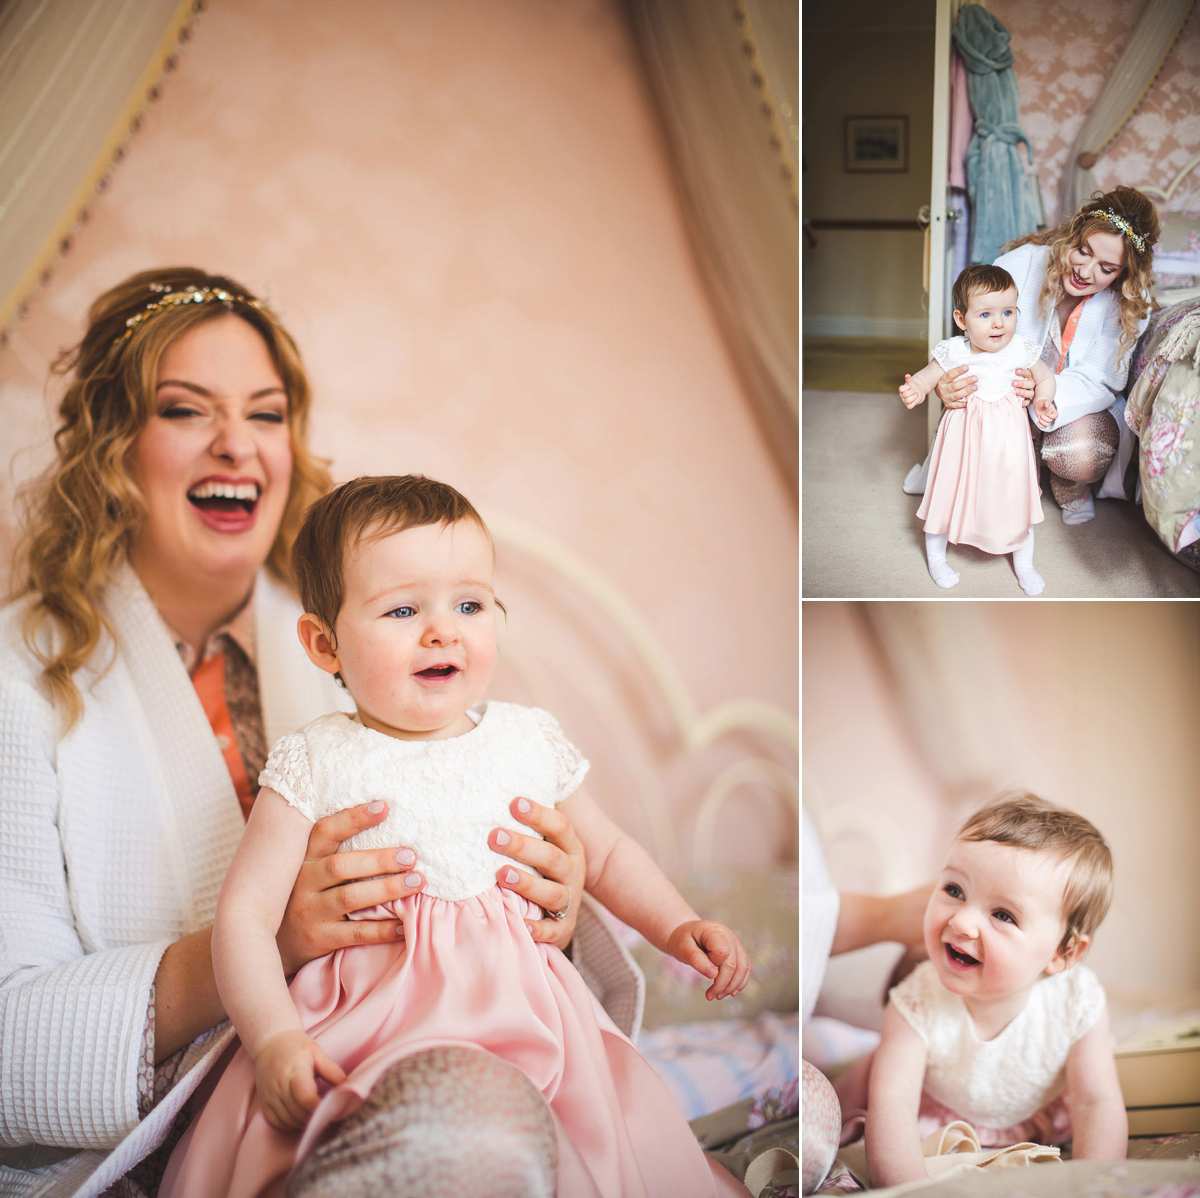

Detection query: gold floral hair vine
xmin=113 ymin=284 xmax=270 ymax=347
xmin=1087 ymin=209 xmax=1146 ymax=254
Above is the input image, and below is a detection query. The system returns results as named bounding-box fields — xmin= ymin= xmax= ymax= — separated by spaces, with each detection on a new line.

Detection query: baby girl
xmin=856 ymin=794 xmax=1127 ymax=1186
xmin=900 ymin=266 xmax=1058 ymax=595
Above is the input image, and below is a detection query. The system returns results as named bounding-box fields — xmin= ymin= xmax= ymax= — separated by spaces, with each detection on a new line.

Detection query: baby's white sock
xmin=925 ymin=533 xmax=960 ymax=588
xmin=1012 ymin=527 xmax=1044 ymax=596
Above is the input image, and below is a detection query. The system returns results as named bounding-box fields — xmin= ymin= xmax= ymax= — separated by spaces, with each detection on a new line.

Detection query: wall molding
xmin=803 ymin=315 xmax=927 ymax=339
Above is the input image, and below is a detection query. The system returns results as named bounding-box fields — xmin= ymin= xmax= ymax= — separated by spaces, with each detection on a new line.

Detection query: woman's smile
xmin=186 ymin=474 xmax=263 ymax=532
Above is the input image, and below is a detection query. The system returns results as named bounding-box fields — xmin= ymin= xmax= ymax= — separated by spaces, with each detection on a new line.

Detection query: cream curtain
xmin=860 ymin=603 xmax=1045 ymax=810
xmin=626 ymin=0 xmax=798 ymax=495
xmin=0 ymin=0 xmax=195 ymax=332
xmin=1060 ymin=0 xmax=1196 ymax=216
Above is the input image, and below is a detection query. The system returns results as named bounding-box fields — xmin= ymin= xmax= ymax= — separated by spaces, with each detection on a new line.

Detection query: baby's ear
xmin=1045 ymin=932 xmax=1089 ymax=975
xmin=952 ymin=309 xmax=967 ymax=331
xmin=297 ymin=613 xmax=341 ymax=676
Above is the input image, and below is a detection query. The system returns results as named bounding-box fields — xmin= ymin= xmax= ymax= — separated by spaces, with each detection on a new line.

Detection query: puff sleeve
xmin=258 ymin=732 xmax=317 ymax=821
xmin=528 ymin=708 xmax=589 ymax=802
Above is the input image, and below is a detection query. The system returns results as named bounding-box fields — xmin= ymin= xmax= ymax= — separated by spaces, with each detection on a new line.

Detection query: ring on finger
xmin=547 ymin=890 xmax=572 ymax=922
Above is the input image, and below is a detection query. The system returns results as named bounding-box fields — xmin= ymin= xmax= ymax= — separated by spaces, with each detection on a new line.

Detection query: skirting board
xmin=803 ymin=315 xmax=927 ymax=339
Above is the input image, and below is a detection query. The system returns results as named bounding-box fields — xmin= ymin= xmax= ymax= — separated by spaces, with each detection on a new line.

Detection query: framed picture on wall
xmin=844 ymin=116 xmax=908 ymax=173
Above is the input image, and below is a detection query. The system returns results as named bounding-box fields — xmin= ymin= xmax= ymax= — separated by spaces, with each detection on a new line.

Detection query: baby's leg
xmin=1012 ymin=526 xmax=1045 ymax=596
xmin=286 ymin=1046 xmax=557 ymax=1198
xmin=925 ymin=533 xmax=960 ymax=588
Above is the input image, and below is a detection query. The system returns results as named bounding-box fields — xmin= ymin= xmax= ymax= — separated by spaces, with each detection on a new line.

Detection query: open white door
xmin=925 ymin=0 xmax=953 ymax=445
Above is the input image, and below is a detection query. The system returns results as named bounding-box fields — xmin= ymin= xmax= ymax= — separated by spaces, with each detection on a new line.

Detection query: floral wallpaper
xmin=990 ymin=0 xmax=1200 ymax=222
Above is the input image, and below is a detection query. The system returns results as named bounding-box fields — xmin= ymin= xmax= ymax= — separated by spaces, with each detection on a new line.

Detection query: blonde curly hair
xmin=14 ymin=267 xmax=332 ymax=728
xmin=1004 ymin=186 xmax=1159 ymax=361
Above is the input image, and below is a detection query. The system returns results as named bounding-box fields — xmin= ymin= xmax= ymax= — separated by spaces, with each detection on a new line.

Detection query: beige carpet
xmin=802 ymin=390 xmax=1200 ymax=598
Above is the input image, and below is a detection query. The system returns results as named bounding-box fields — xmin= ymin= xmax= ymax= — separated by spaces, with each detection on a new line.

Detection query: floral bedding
xmin=1126 ymin=298 xmax=1200 ymax=570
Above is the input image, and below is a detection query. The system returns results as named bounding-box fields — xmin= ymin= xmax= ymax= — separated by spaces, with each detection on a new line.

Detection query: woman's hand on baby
xmin=492 ymin=797 xmax=586 ymax=949
xmin=934 ymin=364 xmax=973 ymax=409
xmin=667 ymin=920 xmax=751 ymax=1001
xmin=276 ymin=801 xmax=424 ymax=975
xmin=254 ymin=1029 xmax=346 ymax=1132
xmin=1012 ymin=367 xmax=1037 ymax=403
xmin=898 ymin=375 xmax=925 ymax=409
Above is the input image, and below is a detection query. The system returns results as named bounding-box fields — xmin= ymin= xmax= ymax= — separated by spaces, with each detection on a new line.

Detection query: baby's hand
xmin=1033 ymin=394 xmax=1058 ymax=429
xmin=254 ymin=1029 xmax=347 ymax=1131
xmin=898 ymin=375 xmax=925 ymax=409
xmin=667 ymin=920 xmax=751 ymax=1001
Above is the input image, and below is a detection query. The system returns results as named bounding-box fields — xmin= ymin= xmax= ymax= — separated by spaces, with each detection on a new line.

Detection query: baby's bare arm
xmin=558 ymin=786 xmax=749 ymax=998
xmin=866 ymin=1003 xmax=930 ymax=1187
xmin=1064 ymin=1011 xmax=1127 ymax=1159
xmin=899 ymin=360 xmax=946 ymax=409
xmin=1029 ymin=359 xmax=1058 ymax=427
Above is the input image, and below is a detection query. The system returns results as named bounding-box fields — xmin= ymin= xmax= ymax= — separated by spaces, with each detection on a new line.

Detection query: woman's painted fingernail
xmin=495 ymin=829 xmax=511 ymax=847
xmin=396 ymin=849 xmax=416 ymax=866
xmin=504 ymin=868 xmax=520 ymax=885
xmin=404 ymin=872 xmax=423 ymax=889
xmin=516 ymin=798 xmax=532 ymax=815
xmin=367 ymin=801 xmax=386 ymax=815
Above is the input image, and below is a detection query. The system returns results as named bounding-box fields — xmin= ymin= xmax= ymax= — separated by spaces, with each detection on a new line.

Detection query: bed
xmin=1124 ymin=156 xmax=1200 ymax=572
xmin=619 ymin=864 xmax=801 ymax=1196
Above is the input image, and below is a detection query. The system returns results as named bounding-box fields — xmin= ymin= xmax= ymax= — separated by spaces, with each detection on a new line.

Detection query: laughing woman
xmin=0 ymin=269 xmax=600 ymax=1198
xmin=911 ymin=187 xmax=1159 ymax=524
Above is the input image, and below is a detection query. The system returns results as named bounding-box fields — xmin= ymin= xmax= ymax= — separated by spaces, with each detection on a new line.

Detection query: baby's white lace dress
xmin=889 ymin=960 xmax=1105 ymax=1128
xmin=932 ymin=335 xmax=1043 ymax=402
xmin=259 ymin=701 xmax=588 ymax=902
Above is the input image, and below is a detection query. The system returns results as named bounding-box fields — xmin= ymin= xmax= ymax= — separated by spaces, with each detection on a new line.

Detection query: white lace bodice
xmin=932 ymin=335 xmax=1042 ymax=403
xmin=259 ymin=702 xmax=589 ymax=901
xmin=890 ymin=960 xmax=1105 ymax=1127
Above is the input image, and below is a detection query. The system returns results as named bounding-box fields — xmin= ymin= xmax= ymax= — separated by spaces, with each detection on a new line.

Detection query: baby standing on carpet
xmin=850 ymin=794 xmax=1127 ymax=1188
xmin=161 ymin=475 xmax=751 ymax=1198
xmin=899 ymin=264 xmax=1058 ymax=594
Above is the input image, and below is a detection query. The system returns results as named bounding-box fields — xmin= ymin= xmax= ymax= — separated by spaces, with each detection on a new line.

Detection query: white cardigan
xmin=0 ymin=566 xmax=642 ymax=1198
xmin=0 ymin=566 xmax=352 ymax=1194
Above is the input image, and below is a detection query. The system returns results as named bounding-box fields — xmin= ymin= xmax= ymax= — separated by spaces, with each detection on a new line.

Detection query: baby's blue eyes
xmin=993 ymin=910 xmax=1016 ymax=925
xmin=945 ymin=883 xmax=964 ymax=899
xmin=384 ymin=601 xmax=484 ymax=619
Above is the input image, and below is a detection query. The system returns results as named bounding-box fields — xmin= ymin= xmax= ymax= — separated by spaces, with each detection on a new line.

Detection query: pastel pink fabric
xmin=916 ymin=389 xmax=1043 ymax=555
xmin=916 ymin=1089 xmax=1072 ymax=1148
xmin=160 ymin=888 xmax=744 ymax=1198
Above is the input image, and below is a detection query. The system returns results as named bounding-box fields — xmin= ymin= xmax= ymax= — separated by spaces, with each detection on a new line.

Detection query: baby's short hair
xmin=956 ymin=792 xmax=1112 ymax=955
xmin=293 ymin=475 xmax=488 ymax=632
xmin=952 ymin=263 xmax=1018 ymax=316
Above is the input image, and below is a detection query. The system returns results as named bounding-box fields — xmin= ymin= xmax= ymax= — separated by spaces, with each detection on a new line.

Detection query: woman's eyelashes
xmin=160 ymin=403 xmax=201 ymax=420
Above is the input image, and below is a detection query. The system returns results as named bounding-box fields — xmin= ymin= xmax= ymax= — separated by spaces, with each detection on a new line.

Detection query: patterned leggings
xmin=1034 ymin=410 xmax=1120 ymax=508
xmin=286 ymin=1047 xmax=557 ymax=1198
